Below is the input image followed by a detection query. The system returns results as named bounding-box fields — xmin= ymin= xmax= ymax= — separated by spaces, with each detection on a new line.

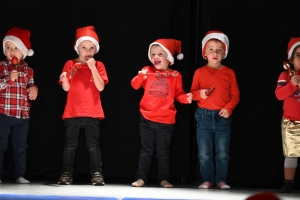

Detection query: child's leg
xmin=154 ymin=122 xmax=174 ymax=185
xmin=0 ymin=114 xmax=13 ymax=180
xmin=278 ymin=157 xmax=298 ymax=193
xmin=214 ymin=114 xmax=231 ymax=186
xmin=84 ymin=118 xmax=102 ymax=175
xmin=195 ymin=108 xmax=214 ymax=185
xmin=11 ymin=117 xmax=29 ymax=180
xmin=63 ymin=118 xmax=81 ymax=173
xmin=135 ymin=115 xmax=156 ymax=183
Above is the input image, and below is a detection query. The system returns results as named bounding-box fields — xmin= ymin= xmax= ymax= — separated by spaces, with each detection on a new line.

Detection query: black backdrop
xmin=1 ymin=0 xmax=300 ymax=188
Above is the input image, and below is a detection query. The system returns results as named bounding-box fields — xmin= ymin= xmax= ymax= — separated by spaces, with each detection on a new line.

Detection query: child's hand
xmin=27 ymin=86 xmax=38 ymax=100
xmin=86 ymin=58 xmax=96 ymax=70
xmin=219 ymin=109 xmax=230 ymax=118
xmin=10 ymin=70 xmax=18 ymax=81
xmin=138 ymin=68 xmax=148 ymax=79
xmin=187 ymin=93 xmax=193 ymax=103
xmin=59 ymin=72 xmax=68 ymax=82
xmin=200 ymin=89 xmax=208 ymax=99
xmin=291 ymin=75 xmax=300 ymax=86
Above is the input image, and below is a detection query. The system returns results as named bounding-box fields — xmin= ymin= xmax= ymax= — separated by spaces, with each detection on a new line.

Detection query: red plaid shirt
xmin=0 ymin=59 xmax=37 ymax=119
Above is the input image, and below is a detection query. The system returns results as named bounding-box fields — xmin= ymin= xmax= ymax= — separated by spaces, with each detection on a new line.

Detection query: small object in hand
xmin=205 ymin=85 xmax=215 ymax=96
xmin=12 ymin=56 xmax=18 ymax=65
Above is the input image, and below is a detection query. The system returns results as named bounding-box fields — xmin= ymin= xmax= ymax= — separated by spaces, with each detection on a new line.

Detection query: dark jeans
xmin=0 ymin=113 xmax=29 ymax=180
xmin=63 ymin=117 xmax=103 ymax=175
xmin=195 ymin=107 xmax=231 ymax=185
xmin=136 ymin=114 xmax=174 ymax=183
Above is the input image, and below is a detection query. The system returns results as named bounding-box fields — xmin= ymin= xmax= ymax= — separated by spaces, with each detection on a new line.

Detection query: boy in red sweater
xmin=190 ymin=31 xmax=240 ymax=189
xmin=275 ymin=37 xmax=300 ymax=193
xmin=58 ymin=26 xmax=108 ymax=186
xmin=131 ymin=39 xmax=192 ymax=188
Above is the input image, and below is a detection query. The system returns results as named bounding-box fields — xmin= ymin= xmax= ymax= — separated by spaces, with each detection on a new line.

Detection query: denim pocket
xmin=195 ymin=108 xmax=205 ymax=121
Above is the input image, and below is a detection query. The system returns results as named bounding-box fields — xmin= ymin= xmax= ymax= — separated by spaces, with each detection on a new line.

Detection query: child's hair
xmin=205 ymin=39 xmax=226 ymax=49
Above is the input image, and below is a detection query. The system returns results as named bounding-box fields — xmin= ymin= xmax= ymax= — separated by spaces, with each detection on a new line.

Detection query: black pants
xmin=62 ymin=117 xmax=103 ymax=175
xmin=136 ymin=115 xmax=174 ymax=183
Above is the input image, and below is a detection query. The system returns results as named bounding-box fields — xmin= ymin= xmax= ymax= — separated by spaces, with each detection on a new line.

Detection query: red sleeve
xmin=275 ymin=71 xmax=298 ymax=100
xmin=96 ymin=61 xmax=109 ymax=84
xmin=175 ymin=73 xmax=189 ymax=104
xmin=223 ymin=70 xmax=240 ymax=115
xmin=190 ymin=69 xmax=202 ymax=100
xmin=58 ymin=60 xmax=73 ymax=85
xmin=131 ymin=66 xmax=148 ymax=90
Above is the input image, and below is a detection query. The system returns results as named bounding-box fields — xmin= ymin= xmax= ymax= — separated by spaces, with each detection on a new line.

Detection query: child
xmin=275 ymin=37 xmax=300 ymax=193
xmin=190 ymin=31 xmax=240 ymax=189
xmin=0 ymin=27 xmax=38 ymax=184
xmin=58 ymin=26 xmax=108 ymax=186
xmin=131 ymin=39 xmax=192 ymax=188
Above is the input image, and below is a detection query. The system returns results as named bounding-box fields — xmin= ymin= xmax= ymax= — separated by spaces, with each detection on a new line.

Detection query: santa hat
xmin=3 ymin=27 xmax=34 ymax=59
xmin=202 ymin=31 xmax=229 ymax=59
xmin=287 ymin=37 xmax=300 ymax=59
xmin=74 ymin=26 xmax=99 ymax=54
xmin=148 ymin=39 xmax=183 ymax=65
xmin=246 ymin=191 xmax=280 ymax=200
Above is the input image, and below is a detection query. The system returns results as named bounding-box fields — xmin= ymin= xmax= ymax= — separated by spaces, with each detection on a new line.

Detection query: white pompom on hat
xmin=148 ymin=38 xmax=183 ymax=65
xmin=3 ymin=27 xmax=34 ymax=59
xmin=74 ymin=26 xmax=99 ymax=54
xmin=202 ymin=31 xmax=229 ymax=59
xmin=287 ymin=37 xmax=300 ymax=59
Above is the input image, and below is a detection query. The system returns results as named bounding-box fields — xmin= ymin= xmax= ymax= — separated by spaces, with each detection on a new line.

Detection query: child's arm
xmin=190 ymin=69 xmax=206 ymax=101
xmin=175 ymin=74 xmax=193 ymax=104
xmin=86 ymin=58 xmax=105 ymax=91
xmin=26 ymin=69 xmax=38 ymax=100
xmin=222 ymin=72 xmax=240 ymax=115
xmin=131 ymin=67 xmax=148 ymax=90
xmin=59 ymin=72 xmax=70 ymax=91
xmin=275 ymin=72 xmax=300 ymax=100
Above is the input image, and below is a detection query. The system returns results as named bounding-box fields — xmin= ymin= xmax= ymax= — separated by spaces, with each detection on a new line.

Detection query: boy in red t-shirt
xmin=58 ymin=26 xmax=108 ymax=186
xmin=131 ymin=39 xmax=192 ymax=188
xmin=190 ymin=31 xmax=240 ymax=190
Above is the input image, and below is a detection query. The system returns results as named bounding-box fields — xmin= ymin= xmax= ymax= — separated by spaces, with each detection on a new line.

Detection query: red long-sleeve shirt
xmin=0 ymin=59 xmax=36 ymax=119
xmin=190 ymin=65 xmax=240 ymax=115
xmin=275 ymin=71 xmax=300 ymax=121
xmin=131 ymin=66 xmax=189 ymax=124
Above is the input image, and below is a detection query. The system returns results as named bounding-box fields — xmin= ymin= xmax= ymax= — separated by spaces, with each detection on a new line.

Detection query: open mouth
xmin=154 ymin=61 xmax=161 ymax=65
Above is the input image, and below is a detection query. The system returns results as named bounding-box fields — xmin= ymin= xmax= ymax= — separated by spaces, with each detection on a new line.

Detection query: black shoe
xmin=58 ymin=172 xmax=73 ymax=185
xmin=91 ymin=172 xmax=105 ymax=186
xmin=277 ymin=180 xmax=294 ymax=193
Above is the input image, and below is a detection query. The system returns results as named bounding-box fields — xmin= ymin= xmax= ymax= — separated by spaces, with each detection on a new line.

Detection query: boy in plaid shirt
xmin=0 ymin=27 xmax=38 ymax=184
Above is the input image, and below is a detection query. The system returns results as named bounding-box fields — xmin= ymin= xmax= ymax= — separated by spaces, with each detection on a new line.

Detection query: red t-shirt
xmin=131 ymin=66 xmax=189 ymax=124
xmin=190 ymin=65 xmax=240 ymax=115
xmin=275 ymin=71 xmax=300 ymax=121
xmin=59 ymin=59 xmax=108 ymax=120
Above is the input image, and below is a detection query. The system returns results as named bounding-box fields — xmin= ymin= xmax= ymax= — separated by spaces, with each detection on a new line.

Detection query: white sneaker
xmin=16 ymin=177 xmax=30 ymax=184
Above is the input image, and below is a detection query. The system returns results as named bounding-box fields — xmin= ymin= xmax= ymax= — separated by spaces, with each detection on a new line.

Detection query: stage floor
xmin=0 ymin=181 xmax=299 ymax=200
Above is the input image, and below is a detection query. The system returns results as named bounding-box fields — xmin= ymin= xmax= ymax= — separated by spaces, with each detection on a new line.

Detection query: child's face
xmin=204 ymin=40 xmax=225 ymax=68
xmin=4 ymin=41 xmax=23 ymax=64
xmin=291 ymin=46 xmax=300 ymax=72
xmin=150 ymin=45 xmax=170 ymax=70
xmin=77 ymin=40 xmax=96 ymax=63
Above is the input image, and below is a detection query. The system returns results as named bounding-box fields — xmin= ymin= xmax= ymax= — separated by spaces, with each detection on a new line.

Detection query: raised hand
xmin=291 ymin=75 xmax=300 ymax=86
xmin=138 ymin=68 xmax=148 ymax=79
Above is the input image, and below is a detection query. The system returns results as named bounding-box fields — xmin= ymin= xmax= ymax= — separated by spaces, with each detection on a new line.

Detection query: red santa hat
xmin=202 ymin=31 xmax=229 ymax=59
xmin=74 ymin=26 xmax=99 ymax=54
xmin=287 ymin=37 xmax=300 ymax=59
xmin=148 ymin=38 xmax=184 ymax=65
xmin=3 ymin=27 xmax=34 ymax=59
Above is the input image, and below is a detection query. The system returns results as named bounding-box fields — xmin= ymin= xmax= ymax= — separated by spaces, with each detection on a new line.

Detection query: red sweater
xmin=190 ymin=66 xmax=240 ymax=115
xmin=275 ymin=71 xmax=300 ymax=121
xmin=131 ymin=66 xmax=189 ymax=124
xmin=59 ymin=59 xmax=108 ymax=120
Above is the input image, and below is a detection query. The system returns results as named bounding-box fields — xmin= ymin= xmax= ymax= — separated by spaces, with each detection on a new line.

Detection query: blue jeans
xmin=0 ymin=114 xmax=29 ymax=180
xmin=195 ymin=107 xmax=231 ymax=185
xmin=63 ymin=117 xmax=103 ymax=175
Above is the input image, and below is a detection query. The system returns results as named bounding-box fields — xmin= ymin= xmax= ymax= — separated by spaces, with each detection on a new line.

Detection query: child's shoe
xmin=160 ymin=180 xmax=173 ymax=188
xmin=277 ymin=180 xmax=294 ymax=193
xmin=91 ymin=172 xmax=105 ymax=186
xmin=217 ymin=182 xmax=230 ymax=190
xmin=132 ymin=179 xmax=145 ymax=187
xmin=198 ymin=181 xmax=212 ymax=189
xmin=16 ymin=177 xmax=30 ymax=184
xmin=58 ymin=172 xmax=73 ymax=185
